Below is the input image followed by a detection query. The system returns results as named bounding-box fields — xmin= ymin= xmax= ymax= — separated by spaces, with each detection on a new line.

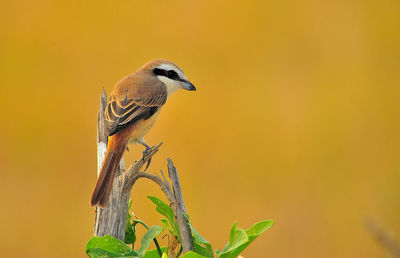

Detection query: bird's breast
xmin=128 ymin=109 xmax=162 ymax=144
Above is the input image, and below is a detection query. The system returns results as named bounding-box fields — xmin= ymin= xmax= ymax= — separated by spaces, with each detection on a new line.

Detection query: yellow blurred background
xmin=1 ymin=0 xmax=399 ymax=257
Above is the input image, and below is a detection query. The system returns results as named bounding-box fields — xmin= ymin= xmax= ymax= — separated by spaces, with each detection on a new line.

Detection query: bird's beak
xmin=180 ymin=79 xmax=196 ymax=91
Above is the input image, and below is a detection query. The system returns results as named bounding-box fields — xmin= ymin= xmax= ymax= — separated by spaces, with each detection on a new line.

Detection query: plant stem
xmin=176 ymin=246 xmax=183 ymax=257
xmin=134 ymin=219 xmax=163 ymax=257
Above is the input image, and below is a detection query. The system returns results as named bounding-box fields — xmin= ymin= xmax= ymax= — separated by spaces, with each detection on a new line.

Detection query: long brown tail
xmin=90 ymin=133 xmax=129 ymax=208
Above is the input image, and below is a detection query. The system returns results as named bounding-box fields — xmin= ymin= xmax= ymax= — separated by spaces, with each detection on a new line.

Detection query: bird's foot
xmin=142 ymin=145 xmax=153 ymax=171
xmin=140 ymin=142 xmax=163 ymax=171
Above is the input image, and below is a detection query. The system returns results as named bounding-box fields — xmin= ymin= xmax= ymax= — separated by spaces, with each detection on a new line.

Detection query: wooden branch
xmin=94 ymin=90 xmax=131 ymax=239
xmin=122 ymin=143 xmax=164 ymax=191
xmin=96 ymin=88 xmax=108 ymax=176
xmin=167 ymin=159 xmax=194 ymax=253
xmin=126 ymin=171 xmax=176 ymax=203
xmin=93 ymin=90 xmax=193 ymax=254
xmin=93 ymin=90 xmax=157 ymax=239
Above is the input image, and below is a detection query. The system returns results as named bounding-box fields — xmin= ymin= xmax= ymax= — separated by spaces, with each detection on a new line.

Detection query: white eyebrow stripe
xmin=156 ymin=63 xmax=187 ymax=80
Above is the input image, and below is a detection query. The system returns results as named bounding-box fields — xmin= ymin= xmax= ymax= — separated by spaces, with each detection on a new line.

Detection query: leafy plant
xmin=148 ymin=196 xmax=180 ymax=242
xmin=86 ymin=197 xmax=273 ymax=258
xmin=86 ymin=235 xmax=138 ymax=258
xmin=216 ymin=221 xmax=274 ymax=258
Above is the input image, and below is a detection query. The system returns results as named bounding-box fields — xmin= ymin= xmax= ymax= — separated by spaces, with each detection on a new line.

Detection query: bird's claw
xmin=142 ymin=146 xmax=153 ymax=171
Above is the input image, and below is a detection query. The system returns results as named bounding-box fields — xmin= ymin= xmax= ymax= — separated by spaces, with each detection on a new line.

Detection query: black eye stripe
xmin=153 ymin=68 xmax=180 ymax=80
xmin=153 ymin=68 xmax=166 ymax=76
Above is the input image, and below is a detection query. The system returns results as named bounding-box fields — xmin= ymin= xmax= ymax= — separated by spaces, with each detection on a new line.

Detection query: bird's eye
xmin=167 ymin=70 xmax=178 ymax=79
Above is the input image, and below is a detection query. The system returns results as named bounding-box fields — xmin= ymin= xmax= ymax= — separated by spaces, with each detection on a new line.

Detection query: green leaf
xmin=136 ymin=226 xmax=164 ymax=257
xmin=125 ymin=200 xmax=137 ymax=246
xmin=148 ymin=196 xmax=180 ymax=240
xmin=125 ymin=219 xmax=136 ymax=246
xmin=86 ymin=235 xmax=138 ymax=257
xmin=220 ymin=222 xmax=248 ymax=254
xmin=190 ymin=225 xmax=209 ymax=246
xmin=87 ymin=248 xmax=138 ymax=258
xmin=216 ymin=220 xmax=274 ymax=258
xmin=181 ymin=251 xmax=208 ymax=258
xmin=189 ymin=223 xmax=213 ymax=257
xmin=128 ymin=199 xmax=133 ymax=214
xmin=143 ymin=247 xmax=167 ymax=258
xmin=193 ymin=242 xmax=214 ymax=258
xmin=147 ymin=196 xmax=174 ymax=229
xmin=160 ymin=219 xmax=170 ymax=230
xmin=245 ymin=220 xmax=274 ymax=238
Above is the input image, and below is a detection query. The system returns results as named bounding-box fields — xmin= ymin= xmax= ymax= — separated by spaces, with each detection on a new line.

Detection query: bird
xmin=90 ymin=59 xmax=196 ymax=208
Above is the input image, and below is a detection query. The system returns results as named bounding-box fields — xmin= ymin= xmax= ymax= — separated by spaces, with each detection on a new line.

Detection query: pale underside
xmin=128 ymin=109 xmax=162 ymax=145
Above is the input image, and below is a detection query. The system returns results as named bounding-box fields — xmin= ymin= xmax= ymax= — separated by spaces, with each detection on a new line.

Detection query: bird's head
xmin=142 ymin=59 xmax=196 ymax=96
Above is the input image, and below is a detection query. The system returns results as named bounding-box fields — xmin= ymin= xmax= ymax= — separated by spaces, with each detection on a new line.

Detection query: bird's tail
xmin=90 ymin=134 xmax=128 ymax=208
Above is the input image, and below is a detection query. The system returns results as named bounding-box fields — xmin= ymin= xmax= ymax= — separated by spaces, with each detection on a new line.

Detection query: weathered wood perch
xmin=93 ymin=90 xmax=193 ymax=254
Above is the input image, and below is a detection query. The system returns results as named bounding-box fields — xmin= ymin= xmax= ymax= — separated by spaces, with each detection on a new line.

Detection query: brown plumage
xmin=90 ymin=59 xmax=196 ymax=208
xmin=90 ymin=127 xmax=132 ymax=208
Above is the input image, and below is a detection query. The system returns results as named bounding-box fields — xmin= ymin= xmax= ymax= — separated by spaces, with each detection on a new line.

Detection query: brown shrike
xmin=91 ymin=59 xmax=196 ymax=208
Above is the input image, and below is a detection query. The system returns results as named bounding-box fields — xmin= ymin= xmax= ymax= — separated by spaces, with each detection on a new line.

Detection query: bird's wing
xmin=104 ymin=92 xmax=167 ymax=136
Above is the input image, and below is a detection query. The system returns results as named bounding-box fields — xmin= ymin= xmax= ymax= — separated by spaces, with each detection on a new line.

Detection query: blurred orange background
xmin=1 ymin=0 xmax=399 ymax=257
